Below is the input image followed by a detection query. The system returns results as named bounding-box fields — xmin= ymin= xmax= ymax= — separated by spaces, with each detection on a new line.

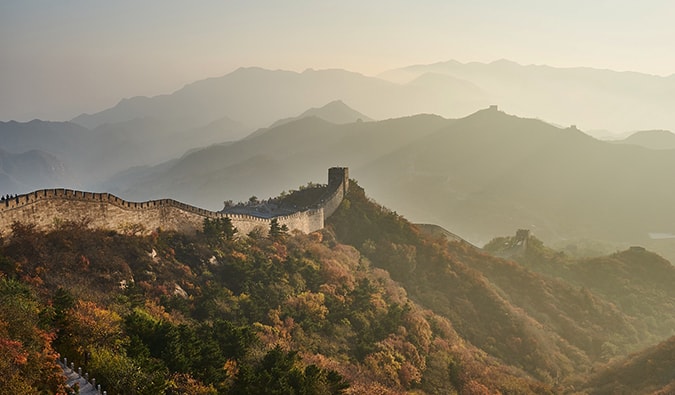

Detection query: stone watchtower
xmin=515 ymin=229 xmax=531 ymax=240
xmin=328 ymin=167 xmax=349 ymax=193
xmin=515 ymin=229 xmax=531 ymax=252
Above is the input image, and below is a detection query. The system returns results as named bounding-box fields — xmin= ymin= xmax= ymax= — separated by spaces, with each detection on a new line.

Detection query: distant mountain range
xmin=379 ymin=59 xmax=675 ymax=133
xmin=69 ymin=66 xmax=485 ymax=132
xmin=5 ymin=60 xmax=675 ymax=261
xmin=0 ymin=114 xmax=248 ymax=188
xmin=268 ymin=99 xmax=372 ymax=129
xmin=65 ymin=60 xmax=675 ymax=136
xmin=0 ymin=148 xmax=70 ymax=192
xmin=101 ymin=112 xmax=449 ymax=208
xmin=616 ymin=129 xmax=675 ymax=150
xmin=96 ymin=106 xmax=675 ymax=263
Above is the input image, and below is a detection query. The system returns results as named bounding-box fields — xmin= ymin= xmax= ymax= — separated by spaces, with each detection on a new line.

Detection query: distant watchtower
xmin=328 ymin=167 xmax=349 ymax=193
xmin=489 ymin=105 xmax=499 ymax=111
xmin=516 ymin=229 xmax=530 ymax=240
xmin=515 ymin=229 xmax=531 ymax=252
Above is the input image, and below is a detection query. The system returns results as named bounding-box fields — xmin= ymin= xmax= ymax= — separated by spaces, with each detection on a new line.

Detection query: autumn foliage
xmin=1 ymin=181 xmax=671 ymax=393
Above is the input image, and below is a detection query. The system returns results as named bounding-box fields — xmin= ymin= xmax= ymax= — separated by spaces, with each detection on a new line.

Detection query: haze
xmin=3 ymin=0 xmax=675 ymax=122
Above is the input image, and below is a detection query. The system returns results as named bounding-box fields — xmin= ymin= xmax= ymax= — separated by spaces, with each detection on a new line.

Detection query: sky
xmin=2 ymin=0 xmax=675 ymax=121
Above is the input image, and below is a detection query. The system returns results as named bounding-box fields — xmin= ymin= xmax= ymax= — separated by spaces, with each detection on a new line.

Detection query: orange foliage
xmin=462 ymin=380 xmax=493 ymax=395
xmin=169 ymin=372 xmax=217 ymax=395
xmin=0 ymin=337 xmax=28 ymax=365
xmin=70 ymin=300 xmax=124 ymax=351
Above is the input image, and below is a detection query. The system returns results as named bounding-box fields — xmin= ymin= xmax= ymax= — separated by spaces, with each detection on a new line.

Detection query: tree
xmin=203 ymin=217 xmax=237 ymax=242
xmin=231 ymin=346 xmax=349 ymax=394
xmin=88 ymin=347 xmax=169 ymax=395
xmin=269 ymin=219 xmax=288 ymax=240
xmin=0 ymin=278 xmax=66 ymax=394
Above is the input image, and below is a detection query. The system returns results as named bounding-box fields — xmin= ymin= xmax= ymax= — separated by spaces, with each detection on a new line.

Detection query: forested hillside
xmin=1 ymin=180 xmax=673 ymax=394
xmin=0 ymin=189 xmax=549 ymax=394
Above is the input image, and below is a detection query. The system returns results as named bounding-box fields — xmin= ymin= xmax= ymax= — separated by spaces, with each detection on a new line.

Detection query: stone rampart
xmin=321 ymin=167 xmax=349 ymax=218
xmin=0 ymin=167 xmax=349 ymax=237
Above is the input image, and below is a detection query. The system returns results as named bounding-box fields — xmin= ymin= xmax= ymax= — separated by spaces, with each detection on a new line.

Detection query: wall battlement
xmin=0 ymin=167 xmax=349 ymax=237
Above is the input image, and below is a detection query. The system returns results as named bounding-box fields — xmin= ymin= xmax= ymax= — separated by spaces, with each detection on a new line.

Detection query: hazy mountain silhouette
xmin=0 ymin=120 xmax=92 ymax=189
xmin=616 ymin=129 xmax=675 ymax=150
xmin=102 ymin=114 xmax=449 ymax=209
xmin=380 ymin=59 xmax=675 ymax=134
xmin=11 ymin=61 xmax=675 ymax=260
xmin=0 ymin=113 xmax=249 ymax=188
xmin=68 ymin=60 xmax=675 ymax=141
xmin=70 ymin=67 xmax=489 ymax=132
xmin=84 ymin=116 xmax=249 ymax=179
xmin=0 ymin=120 xmax=92 ymax=159
xmin=268 ymin=100 xmax=372 ymax=129
xmin=101 ymin=106 xmax=675 ymax=262
xmin=0 ymin=148 xmax=71 ymax=193
xmin=358 ymin=107 xmax=675 ymax=258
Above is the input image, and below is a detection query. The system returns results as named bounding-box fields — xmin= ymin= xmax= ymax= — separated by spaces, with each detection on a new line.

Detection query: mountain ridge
xmin=96 ymin=105 xmax=675 ymax=266
xmin=0 ymin=147 xmax=72 ymax=193
xmin=616 ymin=129 xmax=675 ymax=150
xmin=268 ymin=100 xmax=373 ymax=129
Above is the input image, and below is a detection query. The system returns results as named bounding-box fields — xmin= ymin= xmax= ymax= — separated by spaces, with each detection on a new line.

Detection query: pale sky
xmin=2 ymin=0 xmax=675 ymax=121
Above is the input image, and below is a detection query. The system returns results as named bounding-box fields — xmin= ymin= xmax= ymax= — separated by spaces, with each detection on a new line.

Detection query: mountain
xmin=357 ymin=107 xmax=675 ymax=256
xmin=103 ymin=113 xmax=450 ymax=210
xmin=581 ymin=336 xmax=675 ymax=394
xmin=268 ymin=100 xmax=373 ymax=129
xmin=328 ymin=183 xmax=675 ymax=383
xmin=183 ymin=116 xmax=250 ymax=146
xmin=0 ymin=148 xmax=72 ymax=194
xmin=101 ymin=106 xmax=675 ymax=262
xmin=485 ymin=231 xmax=675 ymax=346
xmin=616 ymin=129 xmax=675 ymax=150
xmin=70 ymin=67 xmax=489 ymax=131
xmin=84 ymin=116 xmax=249 ymax=179
xmin=0 ymin=120 xmax=92 ymax=160
xmin=0 ymin=114 xmax=249 ymax=189
xmin=12 ymin=60 xmax=675 ymax=193
xmin=379 ymin=59 xmax=675 ymax=134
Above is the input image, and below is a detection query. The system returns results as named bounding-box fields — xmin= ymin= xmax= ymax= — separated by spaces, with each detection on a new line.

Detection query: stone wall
xmin=322 ymin=167 xmax=349 ymax=218
xmin=0 ymin=167 xmax=348 ymax=237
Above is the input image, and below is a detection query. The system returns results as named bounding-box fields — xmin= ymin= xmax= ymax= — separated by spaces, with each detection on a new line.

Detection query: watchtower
xmin=515 ymin=229 xmax=531 ymax=240
xmin=328 ymin=167 xmax=349 ymax=193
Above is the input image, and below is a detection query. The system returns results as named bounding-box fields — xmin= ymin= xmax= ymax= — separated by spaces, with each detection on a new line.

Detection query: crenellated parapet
xmin=1 ymin=189 xmax=218 ymax=215
xmin=0 ymin=167 xmax=349 ymax=237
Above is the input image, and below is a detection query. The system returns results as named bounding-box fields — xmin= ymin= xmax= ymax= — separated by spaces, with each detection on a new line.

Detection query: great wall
xmin=0 ymin=167 xmax=349 ymax=237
